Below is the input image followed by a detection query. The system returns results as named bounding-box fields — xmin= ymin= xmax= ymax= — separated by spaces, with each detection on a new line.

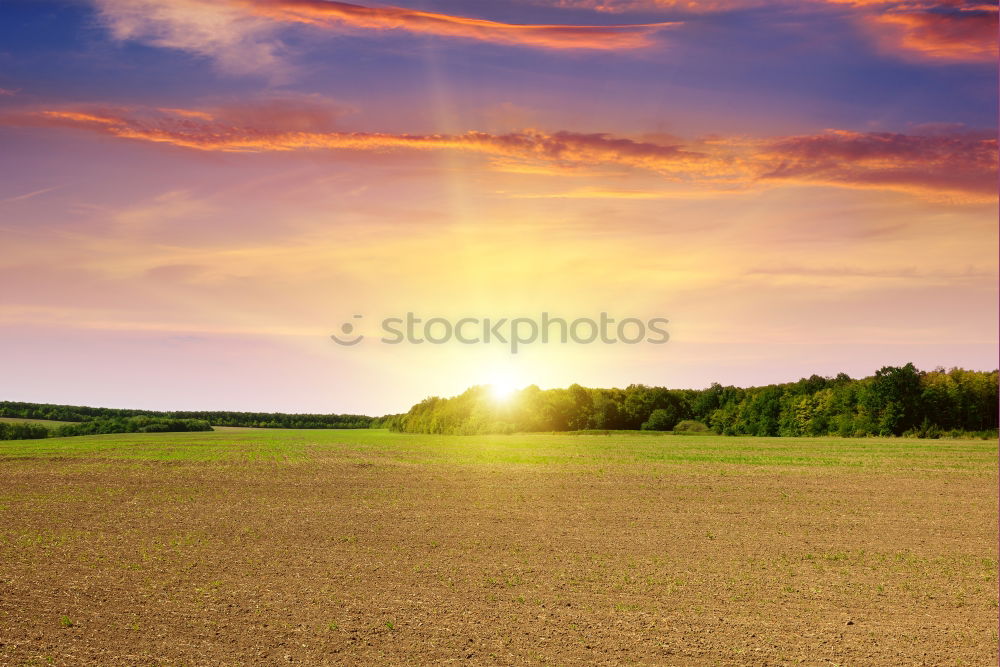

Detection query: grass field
xmin=0 ymin=429 xmax=996 ymax=665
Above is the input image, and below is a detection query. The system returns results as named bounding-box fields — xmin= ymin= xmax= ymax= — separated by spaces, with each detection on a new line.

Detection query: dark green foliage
xmin=0 ymin=422 xmax=50 ymax=440
xmin=55 ymin=416 xmax=213 ymax=437
xmin=641 ymin=409 xmax=678 ymax=431
xmin=0 ymin=402 xmax=374 ymax=429
xmin=0 ymin=416 xmax=209 ymax=440
xmin=391 ymin=365 xmax=998 ymax=438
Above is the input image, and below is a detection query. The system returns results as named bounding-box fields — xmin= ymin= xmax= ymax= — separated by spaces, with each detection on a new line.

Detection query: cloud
xmin=745 ymin=264 xmax=994 ymax=282
xmin=91 ymin=0 xmax=676 ymax=71
xmin=238 ymin=0 xmax=678 ymax=49
xmin=180 ymin=95 xmax=352 ymax=132
xmin=525 ymin=0 xmax=754 ymax=12
xmin=534 ymin=0 xmax=998 ymax=63
xmin=0 ymin=186 xmax=62 ymax=204
xmin=93 ymin=0 xmax=287 ymax=75
xmin=112 ymin=190 xmax=217 ymax=228
xmin=11 ymin=105 xmax=710 ymax=173
xmin=6 ymin=105 xmax=995 ymax=201
xmin=88 ymin=0 xmax=995 ymax=72
xmin=862 ymin=4 xmax=998 ymax=62
xmin=506 ymin=186 xmax=751 ymax=198
xmin=758 ymin=129 xmax=998 ymax=201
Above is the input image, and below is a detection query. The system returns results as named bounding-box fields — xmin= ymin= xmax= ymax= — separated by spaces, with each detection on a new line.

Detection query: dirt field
xmin=0 ymin=430 xmax=996 ymax=665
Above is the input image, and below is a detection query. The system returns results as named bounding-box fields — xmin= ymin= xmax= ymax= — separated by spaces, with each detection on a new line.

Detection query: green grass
xmin=0 ymin=428 xmax=994 ymax=471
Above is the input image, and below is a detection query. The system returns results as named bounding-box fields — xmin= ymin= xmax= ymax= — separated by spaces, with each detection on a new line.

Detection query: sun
xmin=487 ymin=376 xmax=519 ymax=402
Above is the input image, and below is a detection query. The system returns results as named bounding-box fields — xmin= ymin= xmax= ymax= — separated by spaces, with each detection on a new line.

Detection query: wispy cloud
xmin=6 ymin=105 xmax=996 ymax=201
xmin=93 ymin=0 xmax=288 ymax=75
xmin=91 ymin=0 xmax=676 ymax=74
xmin=239 ymin=0 xmax=678 ymax=49
xmin=11 ymin=105 xmax=710 ymax=172
xmin=527 ymin=0 xmax=754 ymax=12
xmin=745 ymin=264 xmax=994 ymax=282
xmin=0 ymin=186 xmax=61 ymax=204
xmin=505 ymin=186 xmax=751 ymax=199
xmin=537 ymin=0 xmax=998 ymax=63
xmin=89 ymin=0 xmax=996 ymax=74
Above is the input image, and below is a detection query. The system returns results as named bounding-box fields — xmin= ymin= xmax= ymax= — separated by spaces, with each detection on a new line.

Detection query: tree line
xmin=387 ymin=364 xmax=998 ymax=438
xmin=0 ymin=416 xmax=212 ymax=440
xmin=0 ymin=402 xmax=375 ymax=429
xmin=56 ymin=416 xmax=213 ymax=436
xmin=0 ymin=422 xmax=51 ymax=440
xmin=3 ymin=364 xmax=995 ymax=440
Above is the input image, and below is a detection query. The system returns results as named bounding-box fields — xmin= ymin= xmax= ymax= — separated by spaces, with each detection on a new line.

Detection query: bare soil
xmin=0 ymin=449 xmax=996 ymax=665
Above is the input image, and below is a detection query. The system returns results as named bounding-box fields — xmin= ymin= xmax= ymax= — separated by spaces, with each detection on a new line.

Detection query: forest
xmin=2 ymin=364 xmax=996 ymax=440
xmin=0 ymin=402 xmax=374 ymax=429
xmin=388 ymin=365 xmax=998 ymax=438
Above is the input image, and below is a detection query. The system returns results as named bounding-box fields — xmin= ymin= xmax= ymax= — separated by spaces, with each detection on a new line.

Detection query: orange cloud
xmin=233 ymin=0 xmax=677 ymax=49
xmin=13 ymin=106 xmax=709 ymax=175
xmin=525 ymin=0 xmax=755 ymax=12
xmin=7 ymin=106 xmax=996 ymax=200
xmin=90 ymin=0 xmax=995 ymax=67
xmin=535 ymin=0 xmax=998 ymax=63
xmin=759 ymin=129 xmax=998 ymax=200
xmin=94 ymin=0 xmax=675 ymax=60
xmin=864 ymin=5 xmax=998 ymax=62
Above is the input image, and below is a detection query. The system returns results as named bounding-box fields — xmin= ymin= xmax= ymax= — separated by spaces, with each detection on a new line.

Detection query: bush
xmin=904 ymin=419 xmax=942 ymax=439
xmin=673 ymin=419 xmax=709 ymax=433
xmin=0 ymin=422 xmax=50 ymax=440
xmin=641 ymin=409 xmax=678 ymax=431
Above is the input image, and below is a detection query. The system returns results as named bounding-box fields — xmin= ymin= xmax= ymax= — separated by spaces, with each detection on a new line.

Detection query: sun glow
xmin=487 ymin=375 xmax=520 ymax=402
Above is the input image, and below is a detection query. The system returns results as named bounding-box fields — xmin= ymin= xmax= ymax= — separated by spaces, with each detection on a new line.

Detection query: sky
xmin=0 ymin=0 xmax=996 ymax=415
